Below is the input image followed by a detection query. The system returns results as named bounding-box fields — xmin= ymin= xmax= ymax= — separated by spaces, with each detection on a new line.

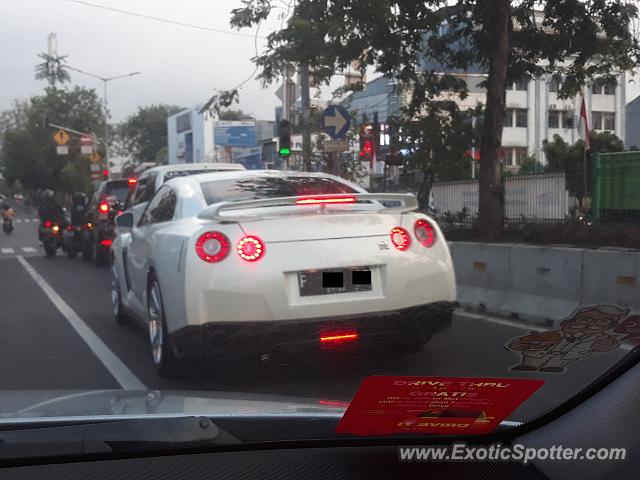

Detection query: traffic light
xmin=359 ymin=123 xmax=375 ymax=163
xmin=278 ymin=120 xmax=291 ymax=157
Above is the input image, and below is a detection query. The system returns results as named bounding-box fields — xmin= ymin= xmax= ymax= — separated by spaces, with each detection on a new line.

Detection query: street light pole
xmin=67 ymin=66 xmax=141 ymax=178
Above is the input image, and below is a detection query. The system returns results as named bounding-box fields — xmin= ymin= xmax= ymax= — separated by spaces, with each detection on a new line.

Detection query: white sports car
xmin=111 ymin=170 xmax=456 ymax=375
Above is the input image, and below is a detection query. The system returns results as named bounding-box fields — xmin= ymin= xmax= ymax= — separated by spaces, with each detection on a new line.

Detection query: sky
xmin=2 ymin=0 xmax=640 ymax=127
xmin=0 ymin=0 xmax=289 ymax=122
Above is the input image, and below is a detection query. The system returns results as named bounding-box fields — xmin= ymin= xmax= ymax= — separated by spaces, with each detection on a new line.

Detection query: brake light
xmin=196 ymin=231 xmax=230 ymax=263
xmin=128 ymin=177 xmax=137 ymax=186
xmin=320 ymin=333 xmax=359 ymax=343
xmin=66 ymin=224 xmax=73 ymax=231
xmin=295 ymin=196 xmax=356 ymax=206
xmin=318 ymin=400 xmax=351 ymax=407
xmin=99 ymin=202 xmax=110 ymax=213
xmin=390 ymin=227 xmax=410 ymax=251
xmin=100 ymin=239 xmax=113 ymax=247
xmin=43 ymin=220 xmax=52 ymax=228
xmin=52 ymin=225 xmax=60 ymax=233
xmin=237 ymin=235 xmax=265 ymax=262
xmin=414 ymin=219 xmax=436 ymax=248
xmin=85 ymin=222 xmax=93 ymax=230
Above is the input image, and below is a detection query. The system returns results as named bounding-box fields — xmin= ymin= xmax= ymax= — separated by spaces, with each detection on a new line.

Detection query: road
xmin=0 ymin=203 xmax=630 ymax=422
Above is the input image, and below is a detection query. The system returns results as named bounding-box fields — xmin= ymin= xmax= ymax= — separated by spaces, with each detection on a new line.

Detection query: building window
xmin=513 ymin=77 xmax=529 ymax=91
xmin=504 ymin=109 xmax=528 ymax=128
xmin=548 ymin=75 xmax=562 ymax=93
xmin=548 ymin=110 xmax=560 ymax=128
xmin=562 ymin=112 xmax=574 ymax=129
xmin=592 ymin=111 xmax=615 ymax=131
xmin=515 ymin=109 xmax=528 ymax=127
xmin=504 ymin=109 xmax=514 ymax=127
xmin=592 ymin=78 xmax=615 ymax=95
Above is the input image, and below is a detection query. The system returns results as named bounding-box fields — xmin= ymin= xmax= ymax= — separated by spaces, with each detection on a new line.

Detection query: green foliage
xmin=34 ymin=52 xmax=70 ymax=87
xmin=0 ymin=86 xmax=105 ymax=193
xmin=518 ymin=155 xmax=544 ymax=175
xmin=117 ymin=104 xmax=183 ymax=163
xmin=543 ymin=131 xmax=624 ymax=198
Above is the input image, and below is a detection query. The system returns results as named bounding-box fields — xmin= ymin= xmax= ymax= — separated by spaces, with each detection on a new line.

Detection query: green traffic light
xmin=279 ymin=147 xmax=291 ymax=156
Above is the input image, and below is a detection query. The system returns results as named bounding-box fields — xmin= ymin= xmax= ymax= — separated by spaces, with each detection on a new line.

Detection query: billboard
xmin=214 ymin=121 xmax=257 ymax=147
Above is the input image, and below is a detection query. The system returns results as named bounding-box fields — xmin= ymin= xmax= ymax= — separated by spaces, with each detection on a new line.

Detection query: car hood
xmin=0 ymin=390 xmax=347 ymax=423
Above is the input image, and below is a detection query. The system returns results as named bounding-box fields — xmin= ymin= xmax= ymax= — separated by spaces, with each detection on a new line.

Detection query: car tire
xmin=111 ymin=261 xmax=130 ymax=325
xmin=67 ymin=246 xmax=78 ymax=259
xmin=147 ymin=274 xmax=180 ymax=377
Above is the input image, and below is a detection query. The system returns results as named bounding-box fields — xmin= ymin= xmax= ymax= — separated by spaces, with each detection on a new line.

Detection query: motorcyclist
xmin=38 ymin=190 xmax=65 ymax=240
xmin=2 ymin=204 xmax=16 ymax=223
xmin=70 ymin=191 xmax=88 ymax=226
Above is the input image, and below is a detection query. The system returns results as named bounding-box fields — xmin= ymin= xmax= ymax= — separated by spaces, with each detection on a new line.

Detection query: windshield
xmin=104 ymin=182 xmax=129 ymax=203
xmin=1 ymin=0 xmax=640 ymax=459
xmin=201 ymin=176 xmax=358 ymax=204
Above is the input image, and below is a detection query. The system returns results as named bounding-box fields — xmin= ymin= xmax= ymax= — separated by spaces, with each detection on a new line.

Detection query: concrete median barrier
xmin=449 ymin=242 xmax=640 ymax=326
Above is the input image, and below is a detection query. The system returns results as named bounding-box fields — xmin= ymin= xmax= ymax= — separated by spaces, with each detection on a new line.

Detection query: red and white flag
xmin=578 ymin=96 xmax=591 ymax=150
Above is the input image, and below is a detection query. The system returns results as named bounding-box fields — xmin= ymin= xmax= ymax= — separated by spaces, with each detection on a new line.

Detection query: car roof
xmin=140 ymin=162 xmax=245 ymax=177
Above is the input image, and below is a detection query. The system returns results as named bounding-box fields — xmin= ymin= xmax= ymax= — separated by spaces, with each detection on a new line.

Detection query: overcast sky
xmin=2 ymin=0 xmax=640 ymax=126
xmin=0 ymin=0 xmax=287 ymax=122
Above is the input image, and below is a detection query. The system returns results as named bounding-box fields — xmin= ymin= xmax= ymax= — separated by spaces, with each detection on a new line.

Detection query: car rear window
xmin=163 ymin=169 xmax=211 ymax=182
xmin=104 ymin=182 xmax=129 ymax=203
xmin=201 ymin=176 xmax=357 ymax=205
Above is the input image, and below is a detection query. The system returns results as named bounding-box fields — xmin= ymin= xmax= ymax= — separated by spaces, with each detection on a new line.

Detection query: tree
xmin=218 ymin=109 xmax=254 ymax=121
xmin=117 ymin=104 xmax=183 ymax=163
xmin=0 ymin=87 xmax=105 ymax=193
xmin=34 ymin=52 xmax=70 ymax=87
xmin=543 ymin=131 xmax=624 ymax=202
xmin=226 ymin=0 xmax=639 ymax=239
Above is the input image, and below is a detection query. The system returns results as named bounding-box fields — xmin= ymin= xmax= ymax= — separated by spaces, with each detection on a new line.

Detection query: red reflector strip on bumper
xmin=320 ymin=333 xmax=358 ymax=343
xmin=100 ymin=239 xmax=113 ymax=246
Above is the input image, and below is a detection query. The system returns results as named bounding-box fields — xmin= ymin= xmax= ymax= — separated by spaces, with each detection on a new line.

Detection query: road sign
xmin=56 ymin=145 xmax=69 ymax=155
xmin=80 ymin=134 xmax=94 ymax=154
xmin=53 ymin=130 xmax=70 ymax=146
xmin=214 ymin=121 xmax=257 ymax=147
xmin=322 ymin=105 xmax=351 ymax=140
xmin=324 ymin=139 xmax=349 ymax=153
xmin=88 ymin=152 xmax=101 ymax=163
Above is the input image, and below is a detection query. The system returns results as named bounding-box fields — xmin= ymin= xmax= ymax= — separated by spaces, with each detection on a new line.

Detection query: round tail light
xmin=414 ymin=219 xmax=436 ymax=248
xmin=195 ymin=231 xmax=230 ymax=263
xmin=237 ymin=235 xmax=265 ymax=262
xmin=390 ymin=227 xmax=411 ymax=251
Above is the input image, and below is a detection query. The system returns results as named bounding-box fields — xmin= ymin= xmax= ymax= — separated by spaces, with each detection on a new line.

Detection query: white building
xmin=452 ymin=73 xmax=627 ymax=167
xmin=167 ymin=107 xmax=275 ymax=166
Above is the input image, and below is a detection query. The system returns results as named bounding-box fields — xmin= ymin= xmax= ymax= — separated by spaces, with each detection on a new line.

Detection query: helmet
xmin=43 ymin=189 xmax=55 ymax=199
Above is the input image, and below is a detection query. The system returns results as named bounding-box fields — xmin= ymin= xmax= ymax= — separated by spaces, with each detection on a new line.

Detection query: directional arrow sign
xmin=53 ymin=130 xmax=70 ymax=146
xmin=322 ymin=105 xmax=351 ymax=140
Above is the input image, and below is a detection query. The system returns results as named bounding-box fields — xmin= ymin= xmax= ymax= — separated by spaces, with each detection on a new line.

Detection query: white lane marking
xmin=16 ymin=219 xmax=22 ymax=223
xmin=16 ymin=255 xmax=146 ymax=390
xmin=22 ymin=247 xmax=37 ymax=253
xmin=1 ymin=248 xmax=15 ymax=254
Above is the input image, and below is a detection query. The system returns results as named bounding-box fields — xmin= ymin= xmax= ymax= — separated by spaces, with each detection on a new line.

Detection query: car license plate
xmin=298 ymin=267 xmax=372 ymax=297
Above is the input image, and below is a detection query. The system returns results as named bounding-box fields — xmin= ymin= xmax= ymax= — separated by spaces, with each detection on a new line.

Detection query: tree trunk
xmin=478 ymin=0 xmax=510 ymax=240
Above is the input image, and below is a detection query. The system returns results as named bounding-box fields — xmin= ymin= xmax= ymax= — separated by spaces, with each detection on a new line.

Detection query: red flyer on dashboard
xmin=336 ymin=376 xmax=544 ymax=436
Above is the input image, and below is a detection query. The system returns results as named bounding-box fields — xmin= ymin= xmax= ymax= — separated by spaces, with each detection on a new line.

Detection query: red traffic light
xmin=102 ymin=169 xmax=109 ymax=178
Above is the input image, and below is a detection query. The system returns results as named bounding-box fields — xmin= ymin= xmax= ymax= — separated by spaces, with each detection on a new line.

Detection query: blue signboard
xmin=322 ymin=105 xmax=351 ymax=139
xmin=214 ymin=121 xmax=257 ymax=147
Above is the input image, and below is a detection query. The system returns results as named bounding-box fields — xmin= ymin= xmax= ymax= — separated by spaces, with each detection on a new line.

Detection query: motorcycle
xmin=40 ymin=219 xmax=65 ymax=257
xmin=63 ymin=223 xmax=84 ymax=259
xmin=2 ymin=218 xmax=13 ymax=234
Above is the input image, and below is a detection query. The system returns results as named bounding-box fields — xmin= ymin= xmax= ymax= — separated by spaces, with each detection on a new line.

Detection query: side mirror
xmin=116 ymin=212 xmax=134 ymax=231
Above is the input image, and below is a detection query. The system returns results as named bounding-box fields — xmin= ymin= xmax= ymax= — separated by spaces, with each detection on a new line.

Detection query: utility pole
xmin=300 ymin=63 xmax=312 ymax=171
xmin=66 ymin=66 xmax=141 ymax=178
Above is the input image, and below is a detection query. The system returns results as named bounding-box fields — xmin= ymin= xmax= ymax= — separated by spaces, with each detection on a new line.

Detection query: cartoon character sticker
xmin=506 ymin=305 xmax=629 ymax=373
xmin=613 ymin=315 xmax=640 ymax=345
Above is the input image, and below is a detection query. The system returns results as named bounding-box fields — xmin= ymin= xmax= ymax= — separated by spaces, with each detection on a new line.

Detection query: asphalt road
xmin=0 ymin=202 xmax=631 ymax=422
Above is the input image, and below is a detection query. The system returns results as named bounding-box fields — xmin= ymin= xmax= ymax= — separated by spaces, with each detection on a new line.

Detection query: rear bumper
xmin=170 ymin=301 xmax=454 ymax=357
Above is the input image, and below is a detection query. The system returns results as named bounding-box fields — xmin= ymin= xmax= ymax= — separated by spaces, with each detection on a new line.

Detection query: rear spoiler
xmin=197 ymin=193 xmax=419 ymax=223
